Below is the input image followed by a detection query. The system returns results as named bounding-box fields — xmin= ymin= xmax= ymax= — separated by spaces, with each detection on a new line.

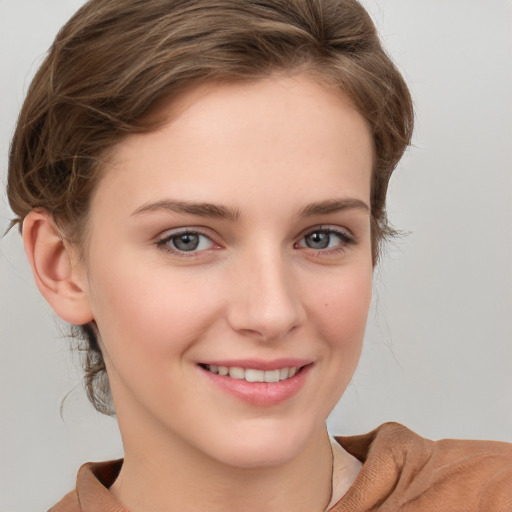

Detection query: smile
xmin=203 ymin=364 xmax=299 ymax=383
xmin=198 ymin=361 xmax=312 ymax=406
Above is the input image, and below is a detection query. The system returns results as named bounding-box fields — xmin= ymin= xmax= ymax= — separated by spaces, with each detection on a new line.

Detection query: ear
xmin=23 ymin=210 xmax=94 ymax=325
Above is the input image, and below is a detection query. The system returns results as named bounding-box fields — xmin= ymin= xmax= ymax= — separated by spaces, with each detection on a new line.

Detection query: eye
xmin=157 ymin=230 xmax=215 ymax=254
xmin=296 ymin=228 xmax=354 ymax=252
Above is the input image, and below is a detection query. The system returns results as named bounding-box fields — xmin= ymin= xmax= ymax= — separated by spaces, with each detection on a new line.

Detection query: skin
xmin=25 ymin=74 xmax=374 ymax=512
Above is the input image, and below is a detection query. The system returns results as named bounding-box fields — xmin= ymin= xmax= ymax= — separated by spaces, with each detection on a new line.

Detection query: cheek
xmin=299 ymin=264 xmax=372 ymax=416
xmin=85 ymin=257 xmax=222 ymax=360
xmin=311 ymin=265 xmax=373 ymax=345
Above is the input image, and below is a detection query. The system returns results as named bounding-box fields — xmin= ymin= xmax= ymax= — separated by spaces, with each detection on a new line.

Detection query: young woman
xmin=5 ymin=1 xmax=512 ymax=511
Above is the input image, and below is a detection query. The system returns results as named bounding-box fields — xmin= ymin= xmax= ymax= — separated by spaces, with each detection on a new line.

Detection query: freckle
xmin=324 ymin=303 xmax=329 ymax=307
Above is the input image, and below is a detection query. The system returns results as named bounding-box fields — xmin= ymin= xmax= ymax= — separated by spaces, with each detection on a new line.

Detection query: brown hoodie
xmin=49 ymin=423 xmax=512 ymax=512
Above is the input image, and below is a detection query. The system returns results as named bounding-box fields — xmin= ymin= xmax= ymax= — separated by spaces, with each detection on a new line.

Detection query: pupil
xmin=174 ymin=233 xmax=199 ymax=251
xmin=306 ymin=232 xmax=329 ymax=249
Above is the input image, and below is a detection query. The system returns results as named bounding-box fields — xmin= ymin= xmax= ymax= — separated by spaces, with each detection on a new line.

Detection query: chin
xmin=198 ymin=418 xmax=323 ymax=469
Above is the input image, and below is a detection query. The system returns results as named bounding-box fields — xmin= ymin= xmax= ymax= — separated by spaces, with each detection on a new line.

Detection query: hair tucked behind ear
xmin=8 ymin=0 xmax=413 ymax=414
xmin=78 ymin=324 xmax=114 ymax=415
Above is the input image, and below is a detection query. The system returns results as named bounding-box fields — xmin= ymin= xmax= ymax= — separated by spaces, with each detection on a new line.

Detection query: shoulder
xmin=334 ymin=423 xmax=512 ymax=511
xmin=47 ymin=490 xmax=81 ymax=512
xmin=47 ymin=459 xmax=125 ymax=512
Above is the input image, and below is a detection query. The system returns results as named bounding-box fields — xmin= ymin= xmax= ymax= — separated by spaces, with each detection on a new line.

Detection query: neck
xmin=111 ymin=424 xmax=334 ymax=512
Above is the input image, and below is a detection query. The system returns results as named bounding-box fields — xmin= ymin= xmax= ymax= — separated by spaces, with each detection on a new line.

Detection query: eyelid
xmin=158 ymin=225 xmax=204 ymax=236
xmin=298 ymin=224 xmax=354 ymax=240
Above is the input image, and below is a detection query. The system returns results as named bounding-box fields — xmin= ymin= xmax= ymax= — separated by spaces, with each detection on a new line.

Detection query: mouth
xmin=200 ymin=364 xmax=301 ymax=383
xmin=198 ymin=361 xmax=312 ymax=406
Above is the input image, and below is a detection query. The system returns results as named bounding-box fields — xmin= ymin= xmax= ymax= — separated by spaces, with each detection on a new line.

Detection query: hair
xmin=7 ymin=0 xmax=413 ymax=414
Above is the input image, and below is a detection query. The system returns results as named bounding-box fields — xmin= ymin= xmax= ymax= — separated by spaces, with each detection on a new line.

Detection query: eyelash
xmin=156 ymin=228 xmax=217 ymax=257
xmin=295 ymin=227 xmax=355 ymax=255
xmin=156 ymin=226 xmax=355 ymax=257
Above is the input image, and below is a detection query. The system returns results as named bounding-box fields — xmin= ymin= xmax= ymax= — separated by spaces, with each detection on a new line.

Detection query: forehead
xmin=93 ymin=74 xmax=373 ymax=219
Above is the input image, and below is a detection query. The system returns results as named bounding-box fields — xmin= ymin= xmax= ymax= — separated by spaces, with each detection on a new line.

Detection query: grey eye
xmin=172 ymin=233 xmax=201 ymax=251
xmin=304 ymin=231 xmax=331 ymax=249
xmin=297 ymin=229 xmax=352 ymax=251
xmin=158 ymin=230 xmax=216 ymax=255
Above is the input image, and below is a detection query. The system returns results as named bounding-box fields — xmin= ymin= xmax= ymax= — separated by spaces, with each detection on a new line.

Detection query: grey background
xmin=1 ymin=1 xmax=511 ymax=510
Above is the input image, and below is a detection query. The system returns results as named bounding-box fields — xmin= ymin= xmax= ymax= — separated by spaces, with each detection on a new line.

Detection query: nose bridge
xmin=228 ymin=242 xmax=304 ymax=340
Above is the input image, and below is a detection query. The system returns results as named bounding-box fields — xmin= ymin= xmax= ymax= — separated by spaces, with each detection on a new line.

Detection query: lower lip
xmin=200 ymin=365 xmax=312 ymax=406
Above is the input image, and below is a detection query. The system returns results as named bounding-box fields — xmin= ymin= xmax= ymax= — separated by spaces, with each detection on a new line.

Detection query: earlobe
xmin=23 ymin=210 xmax=94 ymax=325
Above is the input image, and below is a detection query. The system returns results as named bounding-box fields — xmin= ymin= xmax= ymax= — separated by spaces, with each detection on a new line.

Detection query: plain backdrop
xmin=1 ymin=1 xmax=511 ymax=511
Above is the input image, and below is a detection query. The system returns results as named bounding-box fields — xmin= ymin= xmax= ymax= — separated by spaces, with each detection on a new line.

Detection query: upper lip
xmin=198 ymin=358 xmax=312 ymax=371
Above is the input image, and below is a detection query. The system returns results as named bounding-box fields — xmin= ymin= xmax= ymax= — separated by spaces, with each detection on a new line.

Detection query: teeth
xmin=228 ymin=367 xmax=245 ymax=379
xmin=265 ymin=369 xmax=280 ymax=383
xmin=245 ymin=369 xmax=264 ymax=382
xmin=205 ymin=365 xmax=300 ymax=382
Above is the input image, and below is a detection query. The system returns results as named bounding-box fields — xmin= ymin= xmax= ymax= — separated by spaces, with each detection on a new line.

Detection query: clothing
xmin=331 ymin=423 xmax=512 ymax=511
xmin=49 ymin=423 xmax=512 ymax=512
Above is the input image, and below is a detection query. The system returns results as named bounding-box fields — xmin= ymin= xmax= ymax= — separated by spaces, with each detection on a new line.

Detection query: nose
xmin=226 ymin=248 xmax=306 ymax=341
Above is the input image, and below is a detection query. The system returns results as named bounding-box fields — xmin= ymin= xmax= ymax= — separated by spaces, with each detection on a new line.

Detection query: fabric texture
xmin=48 ymin=423 xmax=512 ymax=512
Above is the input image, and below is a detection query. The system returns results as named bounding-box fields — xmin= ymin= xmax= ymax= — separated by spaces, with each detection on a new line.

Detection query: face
xmin=77 ymin=74 xmax=374 ymax=468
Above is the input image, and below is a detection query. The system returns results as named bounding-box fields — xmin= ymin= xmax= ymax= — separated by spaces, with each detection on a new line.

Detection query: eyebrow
xmin=132 ymin=199 xmax=241 ymax=221
xmin=298 ymin=198 xmax=370 ymax=217
xmin=132 ymin=197 xmax=369 ymax=221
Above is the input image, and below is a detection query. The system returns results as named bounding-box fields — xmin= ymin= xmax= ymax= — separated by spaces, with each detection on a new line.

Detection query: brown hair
xmin=7 ymin=0 xmax=413 ymax=414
